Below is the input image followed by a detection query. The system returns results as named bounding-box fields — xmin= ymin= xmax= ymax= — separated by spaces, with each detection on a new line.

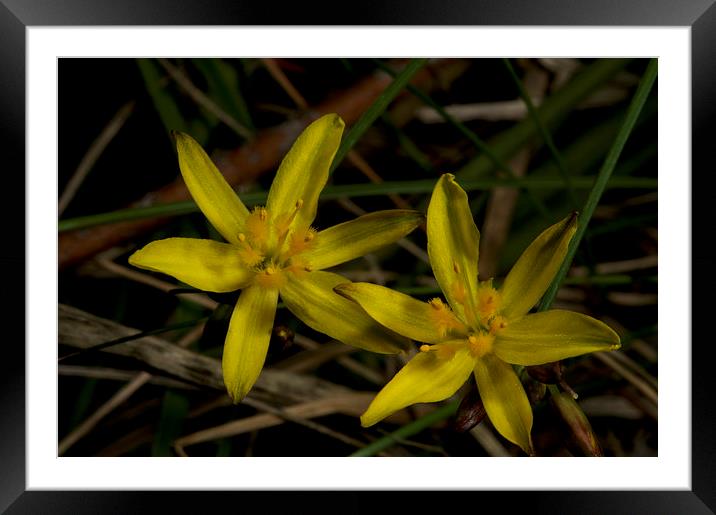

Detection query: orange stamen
xmin=427 ymin=298 xmax=464 ymax=337
xmin=245 ymin=207 xmax=270 ymax=248
xmin=468 ymin=333 xmax=494 ymax=358
xmin=236 ymin=233 xmax=263 ymax=267
xmin=287 ymin=226 xmax=317 ymax=256
xmin=254 ymin=265 xmax=286 ymax=289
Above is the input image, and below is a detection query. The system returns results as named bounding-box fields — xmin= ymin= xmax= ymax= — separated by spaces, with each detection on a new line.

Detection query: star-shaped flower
xmin=129 ymin=114 xmax=422 ymax=401
xmin=335 ymin=173 xmax=620 ymax=454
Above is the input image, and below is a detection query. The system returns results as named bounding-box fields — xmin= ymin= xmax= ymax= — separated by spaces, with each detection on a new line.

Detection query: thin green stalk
xmin=330 ymin=58 xmax=428 ymax=173
xmin=503 ymin=58 xmax=578 ymax=208
xmin=381 ymin=113 xmax=433 ymax=172
xmin=192 ymin=58 xmax=255 ymax=133
xmin=350 ymin=400 xmax=459 ymax=457
xmin=539 ymin=59 xmax=657 ymax=311
xmin=137 ymin=59 xmax=190 ymax=137
xmin=374 ymin=59 xmax=549 ymax=218
xmin=373 ymin=59 xmax=515 ymax=178
xmin=457 ymin=59 xmax=631 ymax=181
xmin=58 ymin=176 xmax=656 ymax=232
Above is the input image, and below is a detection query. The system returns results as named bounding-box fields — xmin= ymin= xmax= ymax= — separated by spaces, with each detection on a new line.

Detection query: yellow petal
xmin=334 ymin=282 xmax=466 ymax=344
xmin=302 ymin=210 xmax=424 ymax=270
xmin=427 ymin=174 xmax=480 ymax=325
xmin=494 ymin=309 xmax=621 ymax=365
xmin=222 ymin=285 xmax=279 ymax=402
xmin=266 ymin=114 xmax=344 ymax=231
xmin=361 ymin=343 xmax=474 ymax=427
xmin=128 ymin=237 xmax=252 ymax=292
xmin=174 ymin=131 xmax=249 ymax=245
xmin=474 ymin=353 xmax=533 ymax=454
xmin=500 ymin=213 xmax=577 ymax=319
xmin=280 ymin=271 xmax=410 ymax=354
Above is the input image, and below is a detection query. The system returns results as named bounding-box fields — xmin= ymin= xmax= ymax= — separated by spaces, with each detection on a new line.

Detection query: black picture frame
xmin=3 ymin=1 xmax=712 ymax=513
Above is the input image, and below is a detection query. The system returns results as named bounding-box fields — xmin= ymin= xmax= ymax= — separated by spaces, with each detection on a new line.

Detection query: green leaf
xmin=59 ymin=176 xmax=656 ymax=232
xmin=152 ymin=390 xmax=190 ymax=457
xmin=457 ymin=58 xmax=632 ymax=181
xmin=330 ymin=58 xmax=428 ymax=173
xmin=350 ymin=400 xmax=459 ymax=457
xmin=539 ymin=59 xmax=658 ymax=311
xmin=192 ymin=58 xmax=254 ymax=133
xmin=137 ymin=59 xmax=192 ymax=140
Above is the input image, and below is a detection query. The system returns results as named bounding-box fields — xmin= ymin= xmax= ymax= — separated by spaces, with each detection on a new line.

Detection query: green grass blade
xmin=58 ymin=176 xmax=657 ymax=232
xmin=137 ymin=59 xmax=191 ymax=139
xmin=503 ymin=58 xmax=578 ymax=207
xmin=192 ymin=58 xmax=255 ymax=133
xmin=374 ymin=59 xmax=517 ymax=178
xmin=381 ymin=113 xmax=433 ymax=173
xmin=152 ymin=390 xmax=190 ymax=456
xmin=457 ymin=59 xmax=632 ymax=181
xmin=350 ymin=400 xmax=459 ymax=457
xmin=538 ymin=58 xmax=657 ymax=311
xmin=330 ymin=58 xmax=428 ymax=173
xmin=374 ymin=58 xmax=549 ymax=217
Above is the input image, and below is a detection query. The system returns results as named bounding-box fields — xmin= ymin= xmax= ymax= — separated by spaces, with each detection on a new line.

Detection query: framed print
xmin=2 ymin=0 xmax=713 ymax=512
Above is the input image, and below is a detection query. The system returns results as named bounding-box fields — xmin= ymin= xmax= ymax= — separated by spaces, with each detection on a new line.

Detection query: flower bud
xmin=551 ymin=391 xmax=602 ymax=456
xmin=267 ymin=325 xmax=295 ymax=360
xmin=525 ymin=380 xmax=547 ymax=404
xmin=452 ymin=384 xmax=487 ymax=433
xmin=526 ymin=361 xmax=563 ymax=384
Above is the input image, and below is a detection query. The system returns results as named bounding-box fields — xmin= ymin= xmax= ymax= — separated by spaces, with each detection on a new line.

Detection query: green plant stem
xmin=58 ymin=176 xmax=656 ymax=232
xmin=502 ymin=58 xmax=578 ymax=208
xmin=350 ymin=400 xmax=459 ymax=457
xmin=538 ymin=58 xmax=657 ymax=311
xmin=457 ymin=59 xmax=631 ymax=181
xmin=374 ymin=59 xmax=549 ymax=218
xmin=330 ymin=58 xmax=428 ymax=173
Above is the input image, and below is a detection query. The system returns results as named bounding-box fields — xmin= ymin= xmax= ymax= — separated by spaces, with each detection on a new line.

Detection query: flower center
xmin=420 ymin=279 xmax=508 ymax=360
xmin=235 ymin=201 xmax=317 ymax=288
xmin=467 ymin=333 xmax=494 ymax=358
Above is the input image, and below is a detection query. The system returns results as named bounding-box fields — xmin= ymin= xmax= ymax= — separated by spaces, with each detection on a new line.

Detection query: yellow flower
xmin=129 ymin=114 xmax=422 ymax=402
xmin=335 ymin=173 xmax=620 ymax=454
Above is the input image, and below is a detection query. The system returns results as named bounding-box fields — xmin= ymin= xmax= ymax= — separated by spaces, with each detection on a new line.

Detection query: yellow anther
xmin=255 ymin=266 xmax=286 ymax=289
xmin=489 ymin=315 xmax=508 ymax=335
xmin=275 ymin=201 xmax=306 ymax=249
xmin=428 ymin=298 xmax=445 ymax=310
xmin=427 ymin=297 xmax=464 ymax=337
xmin=245 ymin=206 xmax=271 ymax=247
xmin=476 ymin=282 xmax=501 ymax=321
xmin=467 ymin=332 xmax=494 ymax=358
xmin=287 ymin=227 xmax=317 ymax=256
xmin=235 ymin=230 xmax=264 ymax=267
xmin=421 ymin=342 xmax=461 ymax=360
xmin=282 ymin=257 xmax=312 ymax=278
xmin=453 ymin=261 xmax=461 ymax=274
